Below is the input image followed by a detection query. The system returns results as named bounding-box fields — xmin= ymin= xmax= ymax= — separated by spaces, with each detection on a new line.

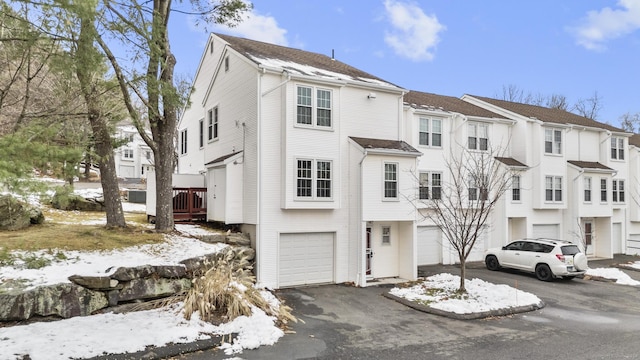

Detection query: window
xmin=469 ymin=177 xmax=488 ymax=201
xmin=296 ymin=85 xmax=332 ymax=128
xmin=611 ymin=137 xmax=624 ymax=160
xmin=584 ymin=177 xmax=592 ymax=202
xmin=296 ymin=159 xmax=332 ymax=200
xmin=384 ymin=163 xmax=398 ymax=199
xmin=544 ymin=128 xmax=562 ymax=154
xmin=545 ymin=176 xmax=562 ymax=202
xmin=613 ymin=179 xmax=625 ymax=203
xmin=468 ymin=123 xmax=488 ymax=151
xmin=224 ymin=56 xmax=229 ymax=72
xmin=419 ymin=172 xmax=442 ymax=200
xmin=207 ymin=107 xmax=218 ymax=141
xmin=600 ymin=178 xmax=607 ymax=202
xmin=122 ymin=148 xmax=133 ymax=160
xmin=382 ymin=226 xmax=391 ymax=245
xmin=419 ymin=118 xmax=442 ymax=147
xmin=512 ymin=175 xmax=521 ymax=201
xmin=180 ymin=129 xmax=187 ymax=155
xmin=209 ymin=42 xmax=214 ymax=54
xmin=199 ymin=119 xmax=204 ymax=148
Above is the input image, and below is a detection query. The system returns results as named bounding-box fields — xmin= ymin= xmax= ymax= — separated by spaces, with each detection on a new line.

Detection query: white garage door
xmin=627 ymin=234 xmax=640 ymax=255
xmin=279 ymin=232 xmax=334 ymax=287
xmin=532 ymin=224 xmax=559 ymax=240
xmin=119 ymin=165 xmax=135 ymax=178
xmin=417 ymin=226 xmax=442 ymax=265
xmin=613 ymin=223 xmax=622 ymax=254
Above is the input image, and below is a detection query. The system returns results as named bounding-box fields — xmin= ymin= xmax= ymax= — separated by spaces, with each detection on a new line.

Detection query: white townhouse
xmin=462 ymin=95 xmax=632 ymax=258
xmin=402 ymin=91 xmax=519 ymax=265
xmin=176 ymin=33 xmax=420 ymax=288
xmin=114 ymin=122 xmax=154 ymax=180
xmin=626 ymin=134 xmax=640 ymax=254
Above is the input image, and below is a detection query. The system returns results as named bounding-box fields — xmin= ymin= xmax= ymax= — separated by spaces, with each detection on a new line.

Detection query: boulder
xmin=69 ymin=275 xmax=119 ymax=290
xmin=110 ymin=265 xmax=187 ymax=281
xmin=51 ymin=188 xmax=105 ymax=212
xmin=117 ymin=278 xmax=192 ymax=302
xmin=0 ymin=283 xmax=108 ymax=321
xmin=0 ymin=194 xmax=43 ymax=231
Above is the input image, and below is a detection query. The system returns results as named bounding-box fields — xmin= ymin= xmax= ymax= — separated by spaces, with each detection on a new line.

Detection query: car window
xmin=505 ymin=241 xmax=523 ymax=251
xmin=531 ymin=243 xmax=546 ymax=252
xmin=522 ymin=242 xmax=534 ymax=251
xmin=561 ymin=245 xmax=580 ymax=255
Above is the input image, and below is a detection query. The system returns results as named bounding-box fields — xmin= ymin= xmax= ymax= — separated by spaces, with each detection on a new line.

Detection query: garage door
xmin=119 ymin=165 xmax=135 ymax=178
xmin=417 ymin=226 xmax=441 ymax=265
xmin=279 ymin=233 xmax=334 ymax=287
xmin=627 ymin=234 xmax=640 ymax=255
xmin=532 ymin=224 xmax=559 ymax=240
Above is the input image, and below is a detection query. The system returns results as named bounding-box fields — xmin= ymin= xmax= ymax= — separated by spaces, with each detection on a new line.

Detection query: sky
xmin=167 ymin=0 xmax=640 ymax=128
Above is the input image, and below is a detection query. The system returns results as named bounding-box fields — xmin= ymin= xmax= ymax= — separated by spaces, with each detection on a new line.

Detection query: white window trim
xmin=381 ymin=226 xmax=391 ymax=245
xmin=198 ymin=119 xmax=204 ymax=149
xmin=584 ymin=176 xmax=592 ymax=203
xmin=612 ymin=179 xmax=625 ymax=203
xmin=600 ymin=178 xmax=608 ymax=203
xmin=611 ymin=137 xmax=625 ymax=161
xmin=418 ymin=117 xmax=443 ymax=148
xmin=419 ymin=171 xmax=442 ymax=200
xmin=295 ymin=84 xmax=333 ymax=130
xmin=383 ymin=162 xmax=399 ymax=201
xmin=122 ymin=148 xmax=134 ymax=161
xmin=179 ymin=129 xmax=188 ymax=155
xmin=544 ymin=175 xmax=563 ymax=203
xmin=512 ymin=174 xmax=521 ymax=202
xmin=544 ymin=128 xmax=563 ymax=156
xmin=207 ymin=106 xmax=219 ymax=142
xmin=468 ymin=122 xmax=489 ymax=151
xmin=294 ymin=158 xmax=334 ymax=201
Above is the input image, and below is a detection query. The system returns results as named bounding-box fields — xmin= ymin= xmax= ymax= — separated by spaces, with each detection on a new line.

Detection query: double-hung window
xmin=198 ymin=119 xmax=204 ymax=148
xmin=296 ymin=159 xmax=332 ymax=200
xmin=384 ymin=163 xmax=398 ymax=199
xmin=545 ymin=176 xmax=562 ymax=202
xmin=469 ymin=177 xmax=488 ymax=201
xmin=600 ymin=178 xmax=607 ymax=202
xmin=207 ymin=107 xmax=219 ymax=141
xmin=611 ymin=137 xmax=624 ymax=160
xmin=613 ymin=179 xmax=625 ymax=203
xmin=419 ymin=118 xmax=442 ymax=147
xmin=180 ymin=129 xmax=187 ymax=155
xmin=512 ymin=175 xmax=521 ymax=201
xmin=544 ymin=128 xmax=562 ymax=154
xmin=419 ymin=172 xmax=442 ymax=200
xmin=468 ymin=123 xmax=488 ymax=151
xmin=584 ymin=177 xmax=592 ymax=202
xmin=122 ymin=148 xmax=133 ymax=160
xmin=296 ymin=85 xmax=332 ymax=128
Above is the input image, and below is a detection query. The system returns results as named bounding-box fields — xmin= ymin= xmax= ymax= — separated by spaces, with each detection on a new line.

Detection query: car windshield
xmin=561 ymin=245 xmax=580 ymax=255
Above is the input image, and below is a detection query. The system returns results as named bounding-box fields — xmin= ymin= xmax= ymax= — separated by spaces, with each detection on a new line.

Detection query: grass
xmin=0 ymin=206 xmax=164 ymax=253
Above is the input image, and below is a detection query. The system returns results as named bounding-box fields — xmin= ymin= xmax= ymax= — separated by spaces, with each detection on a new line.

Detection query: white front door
xmin=584 ymin=221 xmax=594 ymax=256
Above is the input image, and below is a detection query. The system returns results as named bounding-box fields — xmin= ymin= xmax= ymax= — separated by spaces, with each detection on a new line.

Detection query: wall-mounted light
xmin=367 ymin=92 xmax=377 ymax=99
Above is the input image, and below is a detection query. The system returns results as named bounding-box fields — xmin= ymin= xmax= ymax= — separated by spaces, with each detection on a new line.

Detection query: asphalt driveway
xmin=174 ymin=255 xmax=640 ymax=360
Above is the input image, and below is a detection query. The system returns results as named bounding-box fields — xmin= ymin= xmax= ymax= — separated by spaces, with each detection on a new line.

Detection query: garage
xmin=119 ymin=165 xmax=135 ymax=178
xmin=417 ymin=226 xmax=442 ymax=265
xmin=279 ymin=232 xmax=335 ymax=287
xmin=532 ymin=224 xmax=559 ymax=239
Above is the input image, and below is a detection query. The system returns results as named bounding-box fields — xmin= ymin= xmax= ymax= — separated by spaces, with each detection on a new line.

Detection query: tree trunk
xmin=153 ymin=125 xmax=175 ymax=231
xmin=458 ymin=257 xmax=467 ymax=293
xmin=83 ymin=150 xmax=91 ymax=180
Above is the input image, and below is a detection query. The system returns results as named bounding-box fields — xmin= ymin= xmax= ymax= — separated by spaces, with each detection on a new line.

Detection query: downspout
xmin=573 ymin=167 xmax=585 ymax=249
xmin=256 ymin=68 xmax=263 ymax=287
xmin=358 ymin=149 xmax=368 ymax=286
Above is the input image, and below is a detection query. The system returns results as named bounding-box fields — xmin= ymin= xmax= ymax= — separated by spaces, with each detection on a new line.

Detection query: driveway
xmin=175 ymin=256 xmax=640 ymax=360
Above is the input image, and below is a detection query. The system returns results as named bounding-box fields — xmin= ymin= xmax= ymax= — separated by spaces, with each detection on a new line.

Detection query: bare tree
xmin=572 ymin=91 xmax=602 ymax=120
xmin=419 ymin=146 xmax=515 ymax=293
xmin=620 ymin=112 xmax=640 ymax=133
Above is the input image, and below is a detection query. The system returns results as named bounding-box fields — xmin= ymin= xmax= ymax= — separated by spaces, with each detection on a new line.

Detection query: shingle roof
xmin=205 ymin=151 xmax=243 ymax=166
xmin=405 ymin=91 xmax=508 ymax=119
xmin=349 ymin=137 xmax=421 ymax=155
xmin=467 ymin=95 xmax=625 ymax=133
xmin=629 ymin=134 xmax=640 ymax=147
xmin=567 ymin=160 xmax=614 ymax=171
xmin=216 ymin=33 xmax=400 ymax=88
xmin=495 ymin=157 xmax=528 ymax=168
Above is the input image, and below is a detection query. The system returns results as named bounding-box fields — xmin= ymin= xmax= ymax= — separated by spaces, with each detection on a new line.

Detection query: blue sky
xmin=168 ymin=0 xmax=640 ymax=127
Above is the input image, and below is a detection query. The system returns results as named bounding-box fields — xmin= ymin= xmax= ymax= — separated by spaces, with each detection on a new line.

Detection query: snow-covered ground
xmin=2 ymin=186 xmax=640 ymax=359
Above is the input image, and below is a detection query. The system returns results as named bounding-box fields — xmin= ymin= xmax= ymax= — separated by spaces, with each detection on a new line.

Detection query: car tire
xmin=535 ymin=264 xmax=553 ymax=281
xmin=574 ymin=253 xmax=588 ymax=271
xmin=485 ymin=255 xmax=500 ymax=271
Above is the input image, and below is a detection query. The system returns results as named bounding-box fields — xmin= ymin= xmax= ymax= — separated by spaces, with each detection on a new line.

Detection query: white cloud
xmin=569 ymin=0 xmax=640 ymax=51
xmin=213 ymin=9 xmax=288 ymax=46
xmin=382 ymin=0 xmax=445 ymax=61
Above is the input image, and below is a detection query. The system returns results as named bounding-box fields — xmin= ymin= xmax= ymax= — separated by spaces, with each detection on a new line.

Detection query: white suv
xmin=484 ymin=238 xmax=588 ymax=281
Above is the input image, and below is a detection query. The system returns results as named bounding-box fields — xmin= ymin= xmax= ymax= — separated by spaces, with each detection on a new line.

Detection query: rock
xmin=110 ymin=265 xmax=187 ymax=281
xmin=117 ymin=278 xmax=192 ymax=302
xmin=180 ymin=253 xmax=220 ymax=273
xmin=198 ymin=234 xmax=226 ymax=244
xmin=0 ymin=283 xmax=108 ymax=321
xmin=69 ymin=275 xmax=119 ymax=290
xmin=51 ymin=188 xmax=105 ymax=212
xmin=0 ymin=194 xmax=43 ymax=231
xmin=226 ymin=235 xmax=251 ymax=246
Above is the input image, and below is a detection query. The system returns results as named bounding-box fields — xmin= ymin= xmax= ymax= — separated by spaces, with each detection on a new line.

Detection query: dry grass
xmin=0 ymin=206 xmax=163 ymax=252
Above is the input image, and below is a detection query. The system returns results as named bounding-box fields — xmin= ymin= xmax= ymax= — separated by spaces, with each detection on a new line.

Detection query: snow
xmin=390 ymin=273 xmax=542 ymax=314
xmin=586 ymin=267 xmax=640 ymax=286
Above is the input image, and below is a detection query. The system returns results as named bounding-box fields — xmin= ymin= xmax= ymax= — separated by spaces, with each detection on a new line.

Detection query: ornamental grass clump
xmin=183 ymin=247 xmax=296 ymax=327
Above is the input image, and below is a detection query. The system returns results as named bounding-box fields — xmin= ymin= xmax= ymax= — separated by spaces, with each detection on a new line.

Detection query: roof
xmin=349 ymin=137 xmax=421 ymax=156
xmin=467 ymin=95 xmax=626 ymax=133
xmin=205 ymin=151 xmax=243 ymax=166
xmin=495 ymin=157 xmax=528 ymax=168
xmin=404 ymin=91 xmax=508 ymax=120
xmin=215 ymin=33 xmax=400 ymax=89
xmin=630 ymin=134 xmax=640 ymax=147
xmin=567 ymin=160 xmax=614 ymax=171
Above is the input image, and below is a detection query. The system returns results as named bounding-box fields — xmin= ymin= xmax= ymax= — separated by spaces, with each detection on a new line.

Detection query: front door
xmin=366 ymin=227 xmax=372 ymax=277
xmin=584 ymin=221 xmax=594 ymax=256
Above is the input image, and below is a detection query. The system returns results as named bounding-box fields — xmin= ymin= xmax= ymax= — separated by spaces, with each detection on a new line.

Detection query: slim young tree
xmin=419 ymin=146 xmax=515 ymax=293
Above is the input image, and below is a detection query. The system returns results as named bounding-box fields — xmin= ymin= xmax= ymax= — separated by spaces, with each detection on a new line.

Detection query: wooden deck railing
xmin=172 ymin=187 xmax=207 ymax=221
